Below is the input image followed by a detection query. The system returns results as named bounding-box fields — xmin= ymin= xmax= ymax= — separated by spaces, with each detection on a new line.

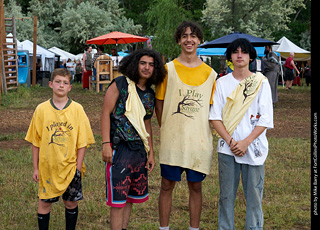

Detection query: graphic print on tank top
xmin=171 ymin=88 xmax=204 ymax=119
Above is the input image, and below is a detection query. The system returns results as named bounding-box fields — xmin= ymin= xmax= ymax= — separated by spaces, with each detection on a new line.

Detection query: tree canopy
xmin=4 ymin=0 xmax=311 ymax=56
xmin=4 ymin=0 xmax=142 ymax=53
xmin=202 ymin=0 xmax=311 ymax=50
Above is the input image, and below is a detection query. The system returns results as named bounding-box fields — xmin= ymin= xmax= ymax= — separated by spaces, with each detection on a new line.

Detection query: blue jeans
xmin=218 ymin=153 xmax=265 ymax=230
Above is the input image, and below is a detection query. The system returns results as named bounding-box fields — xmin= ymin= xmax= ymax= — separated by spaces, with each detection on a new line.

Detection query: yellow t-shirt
xmin=155 ymin=59 xmax=216 ymax=103
xmin=25 ymin=99 xmax=95 ymax=199
xmin=227 ymin=60 xmax=234 ymax=71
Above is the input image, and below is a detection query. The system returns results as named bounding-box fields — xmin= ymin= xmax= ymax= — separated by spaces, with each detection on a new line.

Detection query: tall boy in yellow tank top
xmin=155 ymin=21 xmax=217 ymax=230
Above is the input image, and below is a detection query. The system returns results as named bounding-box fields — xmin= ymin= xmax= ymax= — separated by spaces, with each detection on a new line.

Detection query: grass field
xmin=0 ymin=82 xmax=311 ymax=229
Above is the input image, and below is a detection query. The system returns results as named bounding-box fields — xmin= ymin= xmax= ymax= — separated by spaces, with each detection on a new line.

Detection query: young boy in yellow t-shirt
xmin=25 ymin=68 xmax=95 ymax=230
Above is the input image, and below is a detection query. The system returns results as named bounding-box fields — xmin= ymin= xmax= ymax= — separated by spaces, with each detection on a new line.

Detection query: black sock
xmin=38 ymin=212 xmax=50 ymax=230
xmin=65 ymin=206 xmax=78 ymax=230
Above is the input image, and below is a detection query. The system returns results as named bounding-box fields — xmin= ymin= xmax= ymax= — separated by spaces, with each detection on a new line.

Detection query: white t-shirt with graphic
xmin=209 ymin=73 xmax=274 ymax=165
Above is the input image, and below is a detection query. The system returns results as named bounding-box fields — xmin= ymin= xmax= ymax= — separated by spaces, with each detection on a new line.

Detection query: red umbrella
xmin=86 ymin=31 xmax=148 ymax=45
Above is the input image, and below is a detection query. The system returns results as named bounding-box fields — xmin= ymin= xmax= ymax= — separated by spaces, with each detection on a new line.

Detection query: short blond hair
xmin=51 ymin=68 xmax=72 ymax=83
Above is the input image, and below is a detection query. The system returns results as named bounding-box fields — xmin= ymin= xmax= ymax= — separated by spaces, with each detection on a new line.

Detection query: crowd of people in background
xmin=57 ymin=45 xmax=123 ymax=89
xmin=56 ymin=41 xmax=311 ymax=96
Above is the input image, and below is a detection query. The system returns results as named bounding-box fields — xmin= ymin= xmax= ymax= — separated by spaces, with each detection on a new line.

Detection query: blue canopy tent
xmin=198 ymin=32 xmax=278 ymax=48
xmin=197 ymin=46 xmax=282 ymax=85
xmin=197 ymin=47 xmax=279 ymax=57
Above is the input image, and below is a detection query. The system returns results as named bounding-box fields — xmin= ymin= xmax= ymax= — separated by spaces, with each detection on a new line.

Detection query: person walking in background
xmin=263 ymin=45 xmax=280 ymax=103
xmin=304 ymin=62 xmax=311 ymax=86
xmin=284 ymin=52 xmax=300 ymax=90
xmin=66 ymin=58 xmax=75 ymax=79
xmin=92 ymin=46 xmax=105 ymax=77
xmin=82 ymin=46 xmax=93 ymax=89
xmin=156 ymin=21 xmax=217 ymax=230
xmin=74 ymin=61 xmax=82 ymax=83
xmin=60 ymin=59 xmax=66 ymax=68
xmin=111 ymin=48 xmax=119 ymax=57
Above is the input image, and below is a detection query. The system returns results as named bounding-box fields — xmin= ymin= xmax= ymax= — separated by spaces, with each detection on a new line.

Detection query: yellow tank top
xmin=159 ymin=61 xmax=217 ymax=175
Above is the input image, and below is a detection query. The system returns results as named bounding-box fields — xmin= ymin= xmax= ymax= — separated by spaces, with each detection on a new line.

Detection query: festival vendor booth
xmin=17 ymin=50 xmax=31 ymax=87
xmin=5 ymin=34 xmax=31 ymax=87
xmin=49 ymin=46 xmax=76 ymax=68
xmin=86 ymin=31 xmax=148 ymax=92
xmin=19 ymin=40 xmax=57 ymax=86
xmin=273 ymin=36 xmax=311 ymax=61
xmin=272 ymin=36 xmax=311 ymax=86
xmin=49 ymin=46 xmax=76 ymax=62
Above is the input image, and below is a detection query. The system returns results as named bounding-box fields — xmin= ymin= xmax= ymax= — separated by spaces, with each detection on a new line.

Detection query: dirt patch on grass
xmin=0 ymin=139 xmax=32 ymax=150
xmin=0 ymin=109 xmax=34 ymax=135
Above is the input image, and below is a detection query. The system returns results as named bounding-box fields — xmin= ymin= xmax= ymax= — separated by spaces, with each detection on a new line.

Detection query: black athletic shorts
xmin=41 ymin=169 xmax=83 ymax=203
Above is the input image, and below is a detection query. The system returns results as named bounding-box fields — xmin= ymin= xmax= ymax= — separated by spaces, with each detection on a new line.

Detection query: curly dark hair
xmin=225 ymin=38 xmax=257 ymax=64
xmin=174 ymin=21 xmax=204 ymax=43
xmin=118 ymin=49 xmax=166 ymax=87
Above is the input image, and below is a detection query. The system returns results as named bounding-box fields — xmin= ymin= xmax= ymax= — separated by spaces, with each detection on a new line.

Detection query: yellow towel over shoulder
xmin=219 ymin=72 xmax=266 ymax=137
xmin=124 ymin=77 xmax=150 ymax=153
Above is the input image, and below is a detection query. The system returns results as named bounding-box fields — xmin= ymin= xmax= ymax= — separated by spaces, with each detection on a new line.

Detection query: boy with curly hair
xmin=101 ymin=49 xmax=166 ymax=230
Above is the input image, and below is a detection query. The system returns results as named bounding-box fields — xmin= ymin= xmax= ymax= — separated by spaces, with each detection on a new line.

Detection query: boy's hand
xmin=102 ymin=144 xmax=113 ymax=164
xmin=230 ymin=140 xmax=249 ymax=157
xmin=33 ymin=169 xmax=39 ymax=182
xmin=145 ymin=153 xmax=155 ymax=173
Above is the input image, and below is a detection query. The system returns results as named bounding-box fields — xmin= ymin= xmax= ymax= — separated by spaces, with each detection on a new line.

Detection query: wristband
xmin=102 ymin=141 xmax=111 ymax=145
xmin=229 ymin=138 xmax=233 ymax=146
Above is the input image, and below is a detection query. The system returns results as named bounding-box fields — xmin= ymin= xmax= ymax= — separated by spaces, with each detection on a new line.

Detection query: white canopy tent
xmin=75 ymin=49 xmax=98 ymax=61
xmin=272 ymin=36 xmax=311 ymax=61
xmin=19 ymin=40 xmax=56 ymax=72
xmin=49 ymin=47 xmax=76 ymax=61
xmin=75 ymin=53 xmax=84 ymax=61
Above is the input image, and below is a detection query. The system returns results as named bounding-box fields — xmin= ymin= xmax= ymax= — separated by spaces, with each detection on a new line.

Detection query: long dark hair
xmin=225 ymin=38 xmax=257 ymax=64
xmin=118 ymin=49 xmax=166 ymax=87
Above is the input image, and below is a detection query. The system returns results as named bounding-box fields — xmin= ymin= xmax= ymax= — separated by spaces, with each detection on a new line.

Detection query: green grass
xmin=0 ymin=136 xmax=311 ymax=229
xmin=0 ymin=82 xmax=311 ymax=229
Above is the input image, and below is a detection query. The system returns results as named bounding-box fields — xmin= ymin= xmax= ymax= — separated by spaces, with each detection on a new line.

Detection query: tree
xmin=59 ymin=0 xmax=142 ymax=53
xmin=202 ymin=0 xmax=306 ymax=40
xmin=5 ymin=0 xmax=143 ymax=54
xmin=59 ymin=1 xmax=114 ymax=53
xmin=4 ymin=0 xmax=50 ymax=47
xmin=272 ymin=0 xmax=311 ymax=51
xmin=145 ymin=0 xmax=191 ymax=59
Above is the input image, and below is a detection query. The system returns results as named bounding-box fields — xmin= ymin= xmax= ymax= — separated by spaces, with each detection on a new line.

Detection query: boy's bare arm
xmin=144 ymin=118 xmax=155 ymax=173
xmin=210 ymin=120 xmax=234 ymax=147
xmin=101 ymin=82 xmax=119 ymax=163
xmin=32 ymin=145 xmax=40 ymax=182
xmin=76 ymin=147 xmax=86 ymax=171
xmin=155 ymin=99 xmax=164 ymax=127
